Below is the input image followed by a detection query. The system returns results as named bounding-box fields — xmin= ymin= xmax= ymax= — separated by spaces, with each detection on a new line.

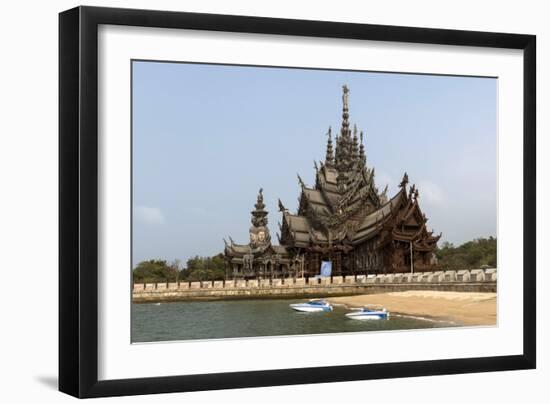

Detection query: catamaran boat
xmin=345 ymin=305 xmax=390 ymax=320
xmin=289 ymin=299 xmax=333 ymax=313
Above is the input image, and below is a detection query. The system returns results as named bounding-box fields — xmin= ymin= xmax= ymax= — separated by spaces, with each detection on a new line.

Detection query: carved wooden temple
xmin=224 ymin=85 xmax=441 ymax=279
xmin=223 ymin=189 xmax=291 ymax=279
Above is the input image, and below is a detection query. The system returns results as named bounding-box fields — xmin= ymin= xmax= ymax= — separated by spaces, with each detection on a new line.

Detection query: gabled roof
xmin=284 ymin=213 xmax=311 ymax=233
xmin=281 ymin=181 xmax=439 ymax=250
xmin=303 ymin=188 xmax=325 ymax=205
xmin=283 ymin=186 xmax=408 ymax=247
xmin=225 ymin=243 xmax=252 ymax=256
xmin=225 ymin=241 xmax=289 ymax=258
xmin=352 ymin=188 xmax=406 ymax=243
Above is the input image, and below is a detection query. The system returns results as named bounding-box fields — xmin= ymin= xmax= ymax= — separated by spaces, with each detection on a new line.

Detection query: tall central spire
xmin=341 ymin=84 xmax=350 ymax=135
xmin=336 ymin=84 xmax=353 ymax=175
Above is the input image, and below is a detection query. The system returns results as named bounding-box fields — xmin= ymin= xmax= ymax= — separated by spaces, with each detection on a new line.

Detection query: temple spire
xmin=341 ymin=84 xmax=350 ymax=134
xmin=251 ymin=188 xmax=268 ymax=227
xmin=334 ymin=134 xmax=340 ymax=166
xmin=325 ymin=126 xmax=334 ymax=167
xmin=359 ymin=131 xmax=366 ymax=165
xmin=352 ymin=124 xmax=359 ymax=163
xmin=336 ymin=85 xmax=353 ymax=174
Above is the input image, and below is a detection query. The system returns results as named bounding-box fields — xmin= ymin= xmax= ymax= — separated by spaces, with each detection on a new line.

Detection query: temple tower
xmin=249 ymin=188 xmax=271 ymax=248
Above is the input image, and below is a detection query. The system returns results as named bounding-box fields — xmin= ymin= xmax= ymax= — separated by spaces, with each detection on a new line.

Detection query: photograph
xmin=130 ymin=61 xmax=498 ymax=343
xmin=0 ymin=0 xmax=543 ymax=401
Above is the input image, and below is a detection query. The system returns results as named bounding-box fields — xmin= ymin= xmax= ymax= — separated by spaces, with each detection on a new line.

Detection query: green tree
xmin=167 ymin=258 xmax=182 ymax=283
xmin=182 ymin=253 xmax=226 ymax=281
xmin=133 ymin=259 xmax=176 ymax=283
xmin=435 ymin=237 xmax=497 ymax=270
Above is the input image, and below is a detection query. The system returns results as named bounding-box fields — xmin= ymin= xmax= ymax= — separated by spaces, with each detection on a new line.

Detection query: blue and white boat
xmin=345 ymin=305 xmax=389 ymax=320
xmin=289 ymin=299 xmax=333 ymax=312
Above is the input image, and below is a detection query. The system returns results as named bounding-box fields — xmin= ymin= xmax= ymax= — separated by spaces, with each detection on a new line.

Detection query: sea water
xmin=131 ymin=299 xmax=455 ymax=343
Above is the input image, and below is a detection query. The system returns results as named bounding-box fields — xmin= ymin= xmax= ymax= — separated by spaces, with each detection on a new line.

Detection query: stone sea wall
xmin=132 ymin=268 xmax=497 ymax=303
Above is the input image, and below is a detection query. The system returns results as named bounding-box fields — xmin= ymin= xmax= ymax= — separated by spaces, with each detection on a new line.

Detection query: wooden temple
xmin=224 ymin=85 xmax=441 ymax=279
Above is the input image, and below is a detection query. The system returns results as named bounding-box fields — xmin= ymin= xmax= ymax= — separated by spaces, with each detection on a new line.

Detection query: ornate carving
xmin=278 ymin=198 xmax=287 ymax=212
xmin=225 ymin=86 xmax=440 ymax=278
xmin=399 ymin=172 xmax=409 ymax=188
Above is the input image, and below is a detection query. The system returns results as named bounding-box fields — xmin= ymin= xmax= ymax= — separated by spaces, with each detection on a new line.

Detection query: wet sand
xmin=328 ymin=291 xmax=497 ymax=326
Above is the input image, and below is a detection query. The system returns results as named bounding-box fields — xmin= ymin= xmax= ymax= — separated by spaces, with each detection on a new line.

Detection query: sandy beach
xmin=328 ymin=291 xmax=497 ymax=326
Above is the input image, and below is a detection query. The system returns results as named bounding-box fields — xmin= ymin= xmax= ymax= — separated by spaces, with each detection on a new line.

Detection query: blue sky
xmin=132 ymin=61 xmax=497 ymax=266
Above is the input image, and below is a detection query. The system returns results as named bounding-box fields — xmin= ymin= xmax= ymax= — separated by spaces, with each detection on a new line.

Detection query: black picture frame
xmin=59 ymin=5 xmax=536 ymax=398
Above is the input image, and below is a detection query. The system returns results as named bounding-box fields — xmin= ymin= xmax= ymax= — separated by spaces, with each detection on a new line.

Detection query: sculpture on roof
xmin=342 ymin=84 xmax=349 ymax=110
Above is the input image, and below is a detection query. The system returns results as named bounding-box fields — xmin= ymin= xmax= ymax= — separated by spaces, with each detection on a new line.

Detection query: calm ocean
xmin=131 ymin=298 xmax=454 ymax=343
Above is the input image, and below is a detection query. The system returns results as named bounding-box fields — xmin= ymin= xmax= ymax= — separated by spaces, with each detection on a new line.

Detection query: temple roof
xmin=283 ymin=186 xmax=402 ymax=246
xmin=224 ymin=241 xmax=289 ymax=258
xmin=352 ymin=187 xmax=406 ymax=243
xmin=225 ymin=85 xmax=440 ymax=260
xmin=281 ymin=173 xmax=441 ymax=249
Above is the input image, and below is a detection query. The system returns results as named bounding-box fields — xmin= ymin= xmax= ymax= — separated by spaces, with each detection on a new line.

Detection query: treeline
xmin=435 ymin=237 xmax=496 ymax=270
xmin=133 ymin=237 xmax=497 ymax=283
xmin=132 ymin=254 xmax=226 ymax=283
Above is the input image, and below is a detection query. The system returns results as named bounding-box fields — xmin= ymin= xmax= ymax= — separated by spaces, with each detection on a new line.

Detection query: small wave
xmin=392 ymin=313 xmax=456 ymax=325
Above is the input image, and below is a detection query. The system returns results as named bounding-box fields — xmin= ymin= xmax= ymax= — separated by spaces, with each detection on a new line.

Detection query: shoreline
xmin=133 ymin=281 xmax=497 ymax=304
xmin=327 ymin=291 xmax=497 ymax=326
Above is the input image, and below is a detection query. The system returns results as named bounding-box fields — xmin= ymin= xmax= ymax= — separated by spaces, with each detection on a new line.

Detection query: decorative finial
xmin=297 ymin=173 xmax=305 ymax=188
xmin=342 ymin=84 xmax=349 ymax=104
xmin=255 ymin=188 xmax=265 ymax=209
xmin=380 ymin=185 xmax=388 ymax=203
xmin=409 ymin=184 xmax=416 ymax=199
xmin=399 ymin=172 xmax=409 ymax=188
xmin=278 ymin=199 xmax=287 ymax=212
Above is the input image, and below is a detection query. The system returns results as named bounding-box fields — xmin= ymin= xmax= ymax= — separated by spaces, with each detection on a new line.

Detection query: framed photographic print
xmin=59 ymin=6 xmax=536 ymax=398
